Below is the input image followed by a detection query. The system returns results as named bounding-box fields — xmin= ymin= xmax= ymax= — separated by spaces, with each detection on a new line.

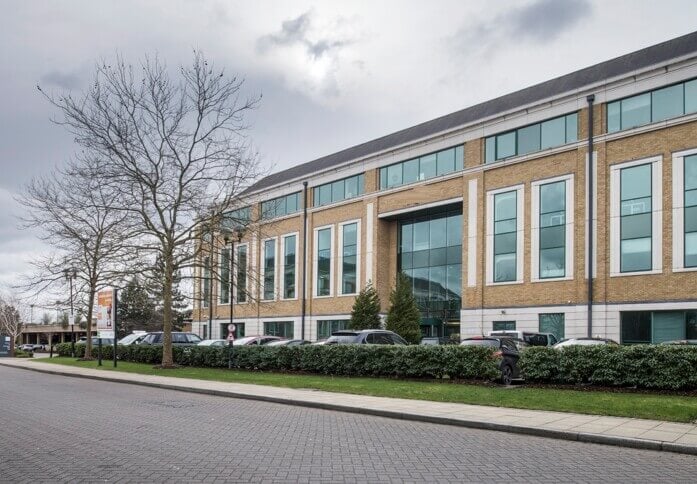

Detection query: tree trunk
xmin=161 ymin=253 xmax=174 ymax=367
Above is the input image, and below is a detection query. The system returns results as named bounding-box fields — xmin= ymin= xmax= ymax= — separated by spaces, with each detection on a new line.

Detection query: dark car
xmin=76 ymin=337 xmax=114 ymax=346
xmin=324 ymin=330 xmax=408 ymax=345
xmin=139 ymin=332 xmax=202 ymax=346
xmin=265 ymin=339 xmax=311 ymax=346
xmin=232 ymin=335 xmax=282 ymax=346
xmin=420 ymin=337 xmax=455 ymax=345
xmin=460 ymin=336 xmax=520 ymax=385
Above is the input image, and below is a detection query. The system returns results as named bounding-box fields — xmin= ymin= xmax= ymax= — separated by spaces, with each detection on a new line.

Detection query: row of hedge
xmin=55 ymin=342 xmax=697 ymax=390
xmin=54 ymin=343 xmax=500 ymax=380
xmin=519 ymin=345 xmax=697 ymax=390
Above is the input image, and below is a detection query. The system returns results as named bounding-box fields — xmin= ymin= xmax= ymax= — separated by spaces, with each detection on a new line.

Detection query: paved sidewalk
xmin=3 ymin=358 xmax=697 ymax=456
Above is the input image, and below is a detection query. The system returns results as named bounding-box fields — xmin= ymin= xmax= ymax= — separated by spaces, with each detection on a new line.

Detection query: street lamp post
xmin=224 ymin=226 xmax=245 ymax=370
xmin=64 ymin=268 xmax=77 ymax=358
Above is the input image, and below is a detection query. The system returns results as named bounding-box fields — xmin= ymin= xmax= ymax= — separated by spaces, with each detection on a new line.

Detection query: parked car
xmin=265 ymin=339 xmax=311 ymax=346
xmin=460 ymin=336 xmax=521 ymax=385
xmin=77 ymin=337 xmax=115 ymax=346
xmin=197 ymin=339 xmax=227 ymax=347
xmin=553 ymin=338 xmax=618 ymax=349
xmin=661 ymin=340 xmax=697 ymax=345
xmin=232 ymin=335 xmax=282 ymax=346
xmin=487 ymin=330 xmax=558 ymax=347
xmin=420 ymin=337 xmax=455 ymax=345
xmin=20 ymin=343 xmax=36 ymax=352
xmin=118 ymin=333 xmax=148 ymax=345
xmin=139 ymin=332 xmax=202 ymax=346
xmin=324 ymin=330 xmax=408 ymax=345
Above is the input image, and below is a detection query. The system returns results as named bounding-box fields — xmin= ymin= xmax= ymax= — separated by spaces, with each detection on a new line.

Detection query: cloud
xmin=451 ymin=0 xmax=592 ymax=57
xmin=39 ymin=69 xmax=83 ymax=90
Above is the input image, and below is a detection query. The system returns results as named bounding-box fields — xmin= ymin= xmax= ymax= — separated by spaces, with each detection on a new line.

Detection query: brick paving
xmin=1 ymin=365 xmax=697 ymax=483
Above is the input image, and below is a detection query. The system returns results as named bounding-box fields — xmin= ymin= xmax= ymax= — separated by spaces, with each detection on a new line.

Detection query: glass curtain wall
xmin=263 ymin=240 xmax=275 ymax=300
xmin=237 ymin=245 xmax=247 ymax=302
xmin=685 ymin=155 xmax=697 ymax=267
xmin=316 ymin=228 xmax=332 ymax=296
xmin=341 ymin=223 xmax=358 ymax=294
xmin=620 ymin=164 xmax=652 ymax=272
xmin=539 ymin=181 xmax=566 ymax=278
xmin=283 ymin=235 xmax=296 ymax=298
xmin=398 ymin=209 xmax=462 ymax=336
xmin=494 ymin=191 xmax=517 ymax=282
xmin=220 ymin=248 xmax=230 ymax=304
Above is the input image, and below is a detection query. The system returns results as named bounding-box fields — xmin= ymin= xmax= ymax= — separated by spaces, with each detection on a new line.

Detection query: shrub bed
xmin=520 ymin=345 xmax=697 ymax=390
xmin=54 ymin=342 xmax=500 ymax=380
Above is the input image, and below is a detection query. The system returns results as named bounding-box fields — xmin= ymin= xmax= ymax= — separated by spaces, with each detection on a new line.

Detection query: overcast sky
xmin=1 ymin=0 xmax=696 ymax=307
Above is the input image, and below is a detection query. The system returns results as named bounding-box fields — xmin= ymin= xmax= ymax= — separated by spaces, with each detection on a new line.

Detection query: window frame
xmin=486 ymin=184 xmax=525 ymax=285
xmin=672 ymin=147 xmax=697 ymax=272
xmin=219 ymin=247 xmax=231 ymax=305
xmin=261 ymin=192 xmax=302 ymax=220
xmin=379 ymin=145 xmax=464 ymax=191
xmin=234 ymin=243 xmax=249 ymax=304
xmin=313 ymin=224 xmax=335 ymax=297
xmin=261 ymin=237 xmax=278 ymax=301
xmin=610 ymin=156 xmax=663 ymax=276
xmin=338 ymin=220 xmax=361 ymax=296
xmin=316 ymin=319 xmax=350 ymax=340
xmin=531 ymin=174 xmax=575 ymax=282
xmin=313 ymin=174 xmax=365 ymax=208
xmin=280 ymin=232 xmax=299 ymax=300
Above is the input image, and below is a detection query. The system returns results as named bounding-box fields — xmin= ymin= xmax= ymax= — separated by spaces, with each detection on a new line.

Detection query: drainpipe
xmin=301 ymin=181 xmax=308 ymax=340
xmin=587 ymin=94 xmax=595 ymax=338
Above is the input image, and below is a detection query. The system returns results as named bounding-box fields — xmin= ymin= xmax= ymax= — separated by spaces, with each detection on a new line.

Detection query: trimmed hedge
xmin=54 ymin=343 xmax=500 ymax=380
xmin=520 ymin=345 xmax=697 ymax=390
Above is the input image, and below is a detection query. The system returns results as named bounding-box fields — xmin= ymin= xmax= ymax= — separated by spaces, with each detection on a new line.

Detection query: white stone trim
xmin=337 ymin=219 xmax=361 ymax=296
xmin=609 ymin=155 xmax=663 ymax=276
xmin=313 ymin=224 xmax=335 ymax=298
xmin=366 ymin=202 xmax=374 ymax=284
xmin=486 ymin=184 xmax=525 ymax=285
xmin=531 ymin=174 xmax=575 ymax=282
xmin=585 ymin=152 xmax=598 ymax=279
xmin=280 ymin=233 xmax=299 ymax=301
xmin=378 ymin=197 xmax=463 ymax=219
xmin=467 ymin=179 xmax=478 ymax=287
xmin=260 ymin=236 xmax=279 ymax=301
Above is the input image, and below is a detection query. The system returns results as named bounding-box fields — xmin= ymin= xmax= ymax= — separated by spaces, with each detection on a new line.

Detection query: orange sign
xmin=96 ymin=289 xmax=114 ymax=330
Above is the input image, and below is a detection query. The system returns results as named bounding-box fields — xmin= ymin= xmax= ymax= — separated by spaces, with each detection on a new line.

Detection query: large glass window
xmin=263 ymin=239 xmax=275 ymax=300
xmin=494 ymin=191 xmax=517 ymax=282
xmin=621 ymin=311 xmax=697 ymax=344
xmin=493 ymin=321 xmax=516 ymax=331
xmin=264 ymin=321 xmax=294 ymax=338
xmin=379 ymin=145 xmax=464 ymax=190
xmin=539 ymin=181 xmax=566 ymax=279
xmin=283 ymin=235 xmax=296 ymax=299
xmin=539 ymin=313 xmax=565 ymax=341
xmin=316 ymin=228 xmax=332 ymax=296
xmin=237 ymin=245 xmax=247 ymax=303
xmin=399 ymin=210 xmax=462 ymax=331
xmin=261 ymin=192 xmax=301 ymax=220
xmin=485 ymin=113 xmax=578 ymax=163
xmin=222 ymin=206 xmax=251 ymax=229
xmin=220 ymin=322 xmax=245 ymax=339
xmin=220 ymin=248 xmax=230 ymax=304
xmin=314 ymin=174 xmax=365 ymax=207
xmin=341 ymin=223 xmax=358 ymax=294
xmin=607 ymin=78 xmax=697 ymax=133
xmin=202 ymin=256 xmax=210 ymax=308
xmin=685 ymin=155 xmax=697 ymax=267
xmin=317 ymin=320 xmax=349 ymax=340
xmin=620 ymin=164 xmax=652 ymax=272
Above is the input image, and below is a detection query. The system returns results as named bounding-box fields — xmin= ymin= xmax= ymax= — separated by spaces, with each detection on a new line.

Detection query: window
xmin=220 ymin=322 xmax=245 ymax=339
xmin=221 ymin=206 xmax=250 ymax=229
xmin=340 ymin=222 xmax=359 ymax=295
xmin=536 ymin=179 xmax=570 ymax=279
xmin=539 ymin=313 xmax=565 ymax=341
xmin=620 ymin=164 xmax=652 ymax=272
xmin=202 ymin=256 xmax=210 ymax=308
xmin=263 ymin=239 xmax=276 ymax=300
xmin=264 ymin=321 xmax=294 ymax=338
xmin=607 ymin=78 xmax=697 ymax=133
xmin=315 ymin=227 xmax=332 ymax=296
xmin=261 ymin=192 xmax=301 ymax=220
xmin=379 ymin=145 xmax=464 ymax=190
xmin=611 ymin=157 xmax=661 ymax=276
xmin=621 ymin=311 xmax=697 ymax=344
xmin=220 ymin=248 xmax=231 ymax=304
xmin=485 ymin=113 xmax=578 ymax=163
xmin=282 ymin=235 xmax=296 ymax=299
xmin=685 ymin=155 xmax=697 ymax=267
xmin=399 ymin=210 xmax=462 ymax=326
xmin=237 ymin=245 xmax=248 ymax=303
xmin=314 ymin=174 xmax=365 ymax=207
xmin=493 ymin=321 xmax=516 ymax=331
xmin=493 ymin=191 xmax=517 ymax=282
xmin=317 ymin=320 xmax=349 ymax=340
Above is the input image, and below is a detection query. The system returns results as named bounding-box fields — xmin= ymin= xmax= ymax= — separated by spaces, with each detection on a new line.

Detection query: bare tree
xmin=0 ymin=292 xmax=24 ymax=356
xmin=41 ymin=52 xmax=263 ymax=367
xmin=17 ymin=156 xmax=134 ymax=359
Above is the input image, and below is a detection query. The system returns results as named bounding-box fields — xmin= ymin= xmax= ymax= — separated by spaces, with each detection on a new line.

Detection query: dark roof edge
xmin=245 ymin=30 xmax=697 ymax=196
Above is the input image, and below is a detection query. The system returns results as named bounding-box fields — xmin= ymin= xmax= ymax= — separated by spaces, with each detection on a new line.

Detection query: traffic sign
xmin=227 ymin=332 xmax=235 ymax=342
xmin=227 ymin=323 xmax=236 ymax=332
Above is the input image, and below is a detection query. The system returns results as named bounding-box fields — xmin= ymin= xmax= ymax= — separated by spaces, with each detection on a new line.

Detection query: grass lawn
xmin=36 ymin=357 xmax=697 ymax=423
